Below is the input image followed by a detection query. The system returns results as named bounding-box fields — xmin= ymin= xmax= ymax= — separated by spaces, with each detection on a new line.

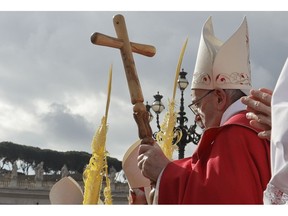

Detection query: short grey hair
xmin=224 ymin=89 xmax=246 ymax=104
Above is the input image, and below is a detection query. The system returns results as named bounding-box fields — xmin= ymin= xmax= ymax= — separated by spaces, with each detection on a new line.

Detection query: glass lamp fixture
xmin=145 ymin=101 xmax=154 ymax=122
xmin=177 ymin=68 xmax=189 ymax=90
xmin=151 ymin=92 xmax=165 ymax=114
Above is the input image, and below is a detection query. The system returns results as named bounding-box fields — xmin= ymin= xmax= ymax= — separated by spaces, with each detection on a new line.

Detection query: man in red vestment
xmin=137 ymin=16 xmax=271 ymax=204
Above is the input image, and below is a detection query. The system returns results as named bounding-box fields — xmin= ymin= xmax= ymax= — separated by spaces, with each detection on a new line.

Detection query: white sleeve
xmin=264 ymin=183 xmax=288 ymax=204
xmin=266 ymin=57 xmax=288 ymax=204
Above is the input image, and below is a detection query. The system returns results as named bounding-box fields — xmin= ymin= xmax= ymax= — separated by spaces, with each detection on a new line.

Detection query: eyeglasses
xmin=188 ymin=90 xmax=215 ymax=116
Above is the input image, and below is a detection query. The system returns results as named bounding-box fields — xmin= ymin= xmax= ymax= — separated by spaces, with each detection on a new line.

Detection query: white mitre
xmin=192 ymin=16 xmax=252 ymax=95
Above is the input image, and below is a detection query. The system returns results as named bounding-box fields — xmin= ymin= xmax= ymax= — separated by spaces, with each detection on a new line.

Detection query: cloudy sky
xmin=0 ymin=9 xmax=287 ymax=161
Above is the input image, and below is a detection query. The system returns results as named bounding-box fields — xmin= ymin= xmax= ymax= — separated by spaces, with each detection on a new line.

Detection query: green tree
xmin=0 ymin=141 xmax=122 ymax=175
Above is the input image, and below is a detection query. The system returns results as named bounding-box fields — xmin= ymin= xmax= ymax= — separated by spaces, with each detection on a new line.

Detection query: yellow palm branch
xmin=103 ymin=155 xmax=113 ymax=204
xmin=156 ymin=38 xmax=188 ymax=159
xmin=83 ymin=65 xmax=113 ymax=204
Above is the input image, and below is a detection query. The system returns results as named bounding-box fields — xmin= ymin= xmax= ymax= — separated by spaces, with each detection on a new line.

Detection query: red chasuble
xmin=158 ymin=111 xmax=271 ymax=204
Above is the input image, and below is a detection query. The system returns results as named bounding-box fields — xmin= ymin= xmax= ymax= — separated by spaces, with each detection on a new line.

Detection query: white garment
xmin=220 ymin=99 xmax=246 ymax=126
xmin=264 ymin=58 xmax=288 ymax=204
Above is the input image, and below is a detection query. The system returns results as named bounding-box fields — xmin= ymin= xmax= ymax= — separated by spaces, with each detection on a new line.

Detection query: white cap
xmin=122 ymin=139 xmax=151 ymax=189
xmin=192 ymin=16 xmax=252 ymax=95
xmin=49 ymin=176 xmax=84 ymax=204
xmin=122 ymin=139 xmax=153 ymax=203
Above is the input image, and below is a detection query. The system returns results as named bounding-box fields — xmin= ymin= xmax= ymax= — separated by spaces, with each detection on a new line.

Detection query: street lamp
xmin=150 ymin=92 xmax=165 ymax=138
xmin=145 ymin=102 xmax=154 ymax=123
xmin=147 ymin=68 xmax=201 ymax=159
xmin=175 ymin=69 xmax=201 ymax=159
xmin=178 ymin=68 xmax=189 ymax=90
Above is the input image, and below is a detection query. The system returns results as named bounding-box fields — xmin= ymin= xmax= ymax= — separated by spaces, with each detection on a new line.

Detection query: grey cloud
xmin=40 ymin=103 xmax=94 ymax=150
xmin=1 ymin=11 xmax=288 ymax=160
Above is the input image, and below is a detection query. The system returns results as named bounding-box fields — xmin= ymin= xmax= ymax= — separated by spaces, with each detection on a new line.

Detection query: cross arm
xmin=91 ymin=32 xmax=156 ymax=57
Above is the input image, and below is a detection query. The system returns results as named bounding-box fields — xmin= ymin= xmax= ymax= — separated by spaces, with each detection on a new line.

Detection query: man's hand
xmin=241 ymin=88 xmax=272 ymax=140
xmin=128 ymin=187 xmax=148 ymax=204
xmin=137 ymin=142 xmax=170 ymax=182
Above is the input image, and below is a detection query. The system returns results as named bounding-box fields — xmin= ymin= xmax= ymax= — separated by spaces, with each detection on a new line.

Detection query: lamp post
xmin=146 ymin=69 xmax=201 ymax=159
xmin=175 ymin=69 xmax=200 ymax=159
xmin=150 ymin=92 xmax=165 ymax=138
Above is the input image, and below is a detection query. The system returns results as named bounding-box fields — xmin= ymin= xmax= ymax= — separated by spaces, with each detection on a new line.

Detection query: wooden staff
xmin=91 ymin=14 xmax=156 ymax=203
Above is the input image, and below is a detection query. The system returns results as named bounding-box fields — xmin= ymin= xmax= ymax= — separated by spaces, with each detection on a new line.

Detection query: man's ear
xmin=214 ymin=88 xmax=227 ymax=110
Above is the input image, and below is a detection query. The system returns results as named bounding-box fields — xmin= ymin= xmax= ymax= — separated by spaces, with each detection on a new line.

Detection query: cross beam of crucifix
xmin=90 ymin=14 xmax=156 ymax=106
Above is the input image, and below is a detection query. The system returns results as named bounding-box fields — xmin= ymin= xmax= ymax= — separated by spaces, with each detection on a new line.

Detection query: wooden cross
xmin=91 ymin=14 xmax=156 ymax=204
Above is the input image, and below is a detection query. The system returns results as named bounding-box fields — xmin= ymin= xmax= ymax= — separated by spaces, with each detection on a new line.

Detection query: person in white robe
xmin=241 ymin=58 xmax=288 ymax=204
